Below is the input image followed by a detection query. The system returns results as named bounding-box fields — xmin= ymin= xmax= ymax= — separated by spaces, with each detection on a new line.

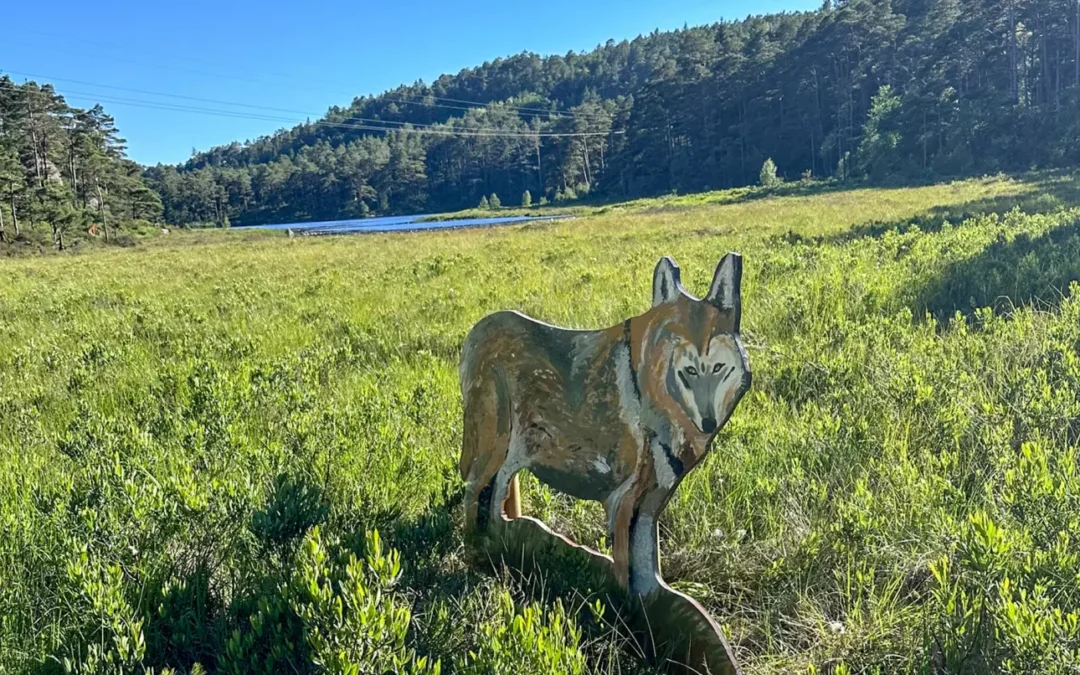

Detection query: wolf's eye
xmin=685 ymin=366 xmax=698 ymax=377
xmin=712 ymin=363 xmax=724 ymax=374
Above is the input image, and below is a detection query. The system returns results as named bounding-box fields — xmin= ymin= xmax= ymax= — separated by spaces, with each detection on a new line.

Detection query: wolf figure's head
xmin=642 ymin=254 xmax=751 ymax=439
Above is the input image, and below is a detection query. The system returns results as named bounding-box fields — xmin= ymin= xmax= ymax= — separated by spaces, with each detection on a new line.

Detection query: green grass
xmin=3 ymin=173 xmax=1080 ymax=673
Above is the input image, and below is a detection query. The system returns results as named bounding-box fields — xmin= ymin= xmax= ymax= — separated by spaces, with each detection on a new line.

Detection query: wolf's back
xmin=458 ymin=310 xmax=518 ymax=394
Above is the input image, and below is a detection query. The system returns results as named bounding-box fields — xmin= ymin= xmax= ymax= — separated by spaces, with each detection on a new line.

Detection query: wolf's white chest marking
xmin=650 ymin=437 xmax=678 ymax=489
xmin=614 ymin=342 xmax=646 ymax=452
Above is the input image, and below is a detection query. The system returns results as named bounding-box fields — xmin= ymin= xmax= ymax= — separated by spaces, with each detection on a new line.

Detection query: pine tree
xmin=522 ymin=190 xmax=532 ymax=207
xmin=489 ymin=193 xmax=501 ymax=209
xmin=0 ymin=145 xmax=21 ymax=238
xmin=478 ymin=195 xmax=489 ymax=210
xmin=381 ymin=130 xmax=427 ymax=214
xmin=857 ymin=86 xmax=903 ymax=180
xmin=0 ymin=77 xmax=161 ymax=247
xmin=759 ymin=158 xmax=782 ymax=188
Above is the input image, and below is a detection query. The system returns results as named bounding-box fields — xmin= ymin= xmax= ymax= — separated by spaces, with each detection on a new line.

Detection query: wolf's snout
xmin=700 ymin=417 xmax=717 ymax=434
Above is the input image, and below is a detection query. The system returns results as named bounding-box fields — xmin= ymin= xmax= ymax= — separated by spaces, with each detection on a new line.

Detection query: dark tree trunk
xmin=1007 ymin=0 xmax=1019 ymax=105
xmin=9 ymin=191 xmax=18 ymax=237
xmin=97 ymin=184 xmax=110 ymax=243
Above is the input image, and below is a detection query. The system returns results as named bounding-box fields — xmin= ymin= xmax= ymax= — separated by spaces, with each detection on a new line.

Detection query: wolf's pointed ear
xmin=705 ymin=253 xmax=743 ymax=325
xmin=652 ymin=256 xmax=682 ymax=306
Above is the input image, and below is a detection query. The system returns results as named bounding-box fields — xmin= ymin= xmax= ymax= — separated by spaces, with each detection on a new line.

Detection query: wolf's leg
xmin=627 ymin=510 xmax=662 ymax=596
xmin=468 ymin=439 xmax=510 ymax=534
xmin=490 ymin=437 xmax=525 ymax=523
xmin=608 ymin=436 xmax=648 ymax=590
xmin=506 ymin=475 xmax=522 ymax=519
xmin=609 ymin=487 xmax=638 ymax=590
xmin=462 ymin=378 xmax=511 ymax=535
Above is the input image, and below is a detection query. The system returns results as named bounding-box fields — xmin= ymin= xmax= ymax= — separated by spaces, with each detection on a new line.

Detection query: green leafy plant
xmin=457 ymin=591 xmax=587 ymax=675
xmin=223 ymin=528 xmax=439 ymax=675
xmin=249 ymin=473 xmax=329 ymax=555
xmin=759 ymin=158 xmax=782 ymax=188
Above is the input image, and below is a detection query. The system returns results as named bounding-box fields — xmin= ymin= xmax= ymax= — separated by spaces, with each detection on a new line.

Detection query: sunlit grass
xmin=2 ymin=173 xmax=1080 ymax=673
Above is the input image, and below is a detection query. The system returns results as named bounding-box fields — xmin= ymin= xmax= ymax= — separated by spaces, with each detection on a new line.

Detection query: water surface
xmin=242 ymin=213 xmax=565 ymax=235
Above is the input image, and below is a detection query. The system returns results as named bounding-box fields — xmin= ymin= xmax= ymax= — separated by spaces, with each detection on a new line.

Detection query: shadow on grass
xmin=631 ymin=178 xmax=863 ymax=216
xmin=372 ymin=484 xmax=667 ymax=674
xmin=823 ymin=181 xmax=1076 ymax=246
xmin=916 ymin=217 xmax=1080 ymax=322
xmin=760 ymin=172 xmax=1080 ymax=254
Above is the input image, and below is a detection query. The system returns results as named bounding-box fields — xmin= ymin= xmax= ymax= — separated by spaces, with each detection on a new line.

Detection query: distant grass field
xmin=3 ymin=173 xmax=1080 ymax=674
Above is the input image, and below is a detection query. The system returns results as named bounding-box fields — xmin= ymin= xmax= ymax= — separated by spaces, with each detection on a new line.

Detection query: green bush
xmin=57 ymin=551 xmax=148 ymax=674
xmin=223 ymin=528 xmax=439 ymax=675
xmin=759 ymin=158 xmax=782 ymax=188
xmin=457 ymin=592 xmax=587 ymax=675
xmin=249 ymin=473 xmax=329 ymax=556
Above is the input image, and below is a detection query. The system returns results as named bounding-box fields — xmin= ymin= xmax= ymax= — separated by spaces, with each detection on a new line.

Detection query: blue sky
xmin=2 ymin=0 xmax=819 ymax=165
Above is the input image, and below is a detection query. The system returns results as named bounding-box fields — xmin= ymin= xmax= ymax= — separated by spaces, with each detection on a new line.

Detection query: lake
xmin=240 ymin=213 xmax=567 ymax=235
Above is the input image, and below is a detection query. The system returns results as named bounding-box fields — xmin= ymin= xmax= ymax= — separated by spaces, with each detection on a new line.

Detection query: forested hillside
xmin=143 ymin=0 xmax=1080 ymax=226
xmin=0 ymin=76 xmax=163 ymax=250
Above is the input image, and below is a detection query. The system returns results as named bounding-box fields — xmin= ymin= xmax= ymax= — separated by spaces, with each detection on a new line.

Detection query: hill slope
xmin=147 ymin=0 xmax=1080 ymax=227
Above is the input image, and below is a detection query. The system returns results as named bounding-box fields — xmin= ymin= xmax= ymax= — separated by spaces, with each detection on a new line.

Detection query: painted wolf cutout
xmin=459 ymin=253 xmax=751 ymax=598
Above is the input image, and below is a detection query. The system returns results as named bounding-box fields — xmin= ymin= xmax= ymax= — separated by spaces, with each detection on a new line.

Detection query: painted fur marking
xmin=459 ymin=253 xmax=751 ymax=596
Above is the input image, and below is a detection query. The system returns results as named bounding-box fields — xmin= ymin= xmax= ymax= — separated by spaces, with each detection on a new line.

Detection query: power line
xmin=2 ymin=37 xmax=604 ymax=120
xmin=2 ymin=69 xmax=338 ymax=117
xmin=360 ymin=90 xmax=591 ymax=119
xmin=0 ymin=78 xmax=619 ymax=140
xmin=11 ymin=29 xmax=587 ymax=118
xmin=0 ymin=69 xmax=510 ymax=132
xmin=6 ymin=68 xmax=610 ymax=133
xmin=403 ymin=92 xmax=593 ymax=118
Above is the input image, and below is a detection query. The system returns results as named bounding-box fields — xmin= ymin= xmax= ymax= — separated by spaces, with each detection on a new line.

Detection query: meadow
xmin=2 ymin=173 xmax=1080 ymax=674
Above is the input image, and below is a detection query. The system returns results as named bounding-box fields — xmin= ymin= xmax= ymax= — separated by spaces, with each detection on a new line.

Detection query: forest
xmin=0 ymin=76 xmax=162 ymax=249
xmin=133 ymin=0 xmax=1080 ymax=227
xmin=4 ymin=0 xmax=1080 ymax=233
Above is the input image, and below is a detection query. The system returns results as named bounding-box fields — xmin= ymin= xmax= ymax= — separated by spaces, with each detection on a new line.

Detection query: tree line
xmin=142 ymin=0 xmax=1080 ymax=227
xmin=0 ymin=76 xmax=163 ymax=249
xmin=10 ymin=0 xmax=1080 ymax=233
